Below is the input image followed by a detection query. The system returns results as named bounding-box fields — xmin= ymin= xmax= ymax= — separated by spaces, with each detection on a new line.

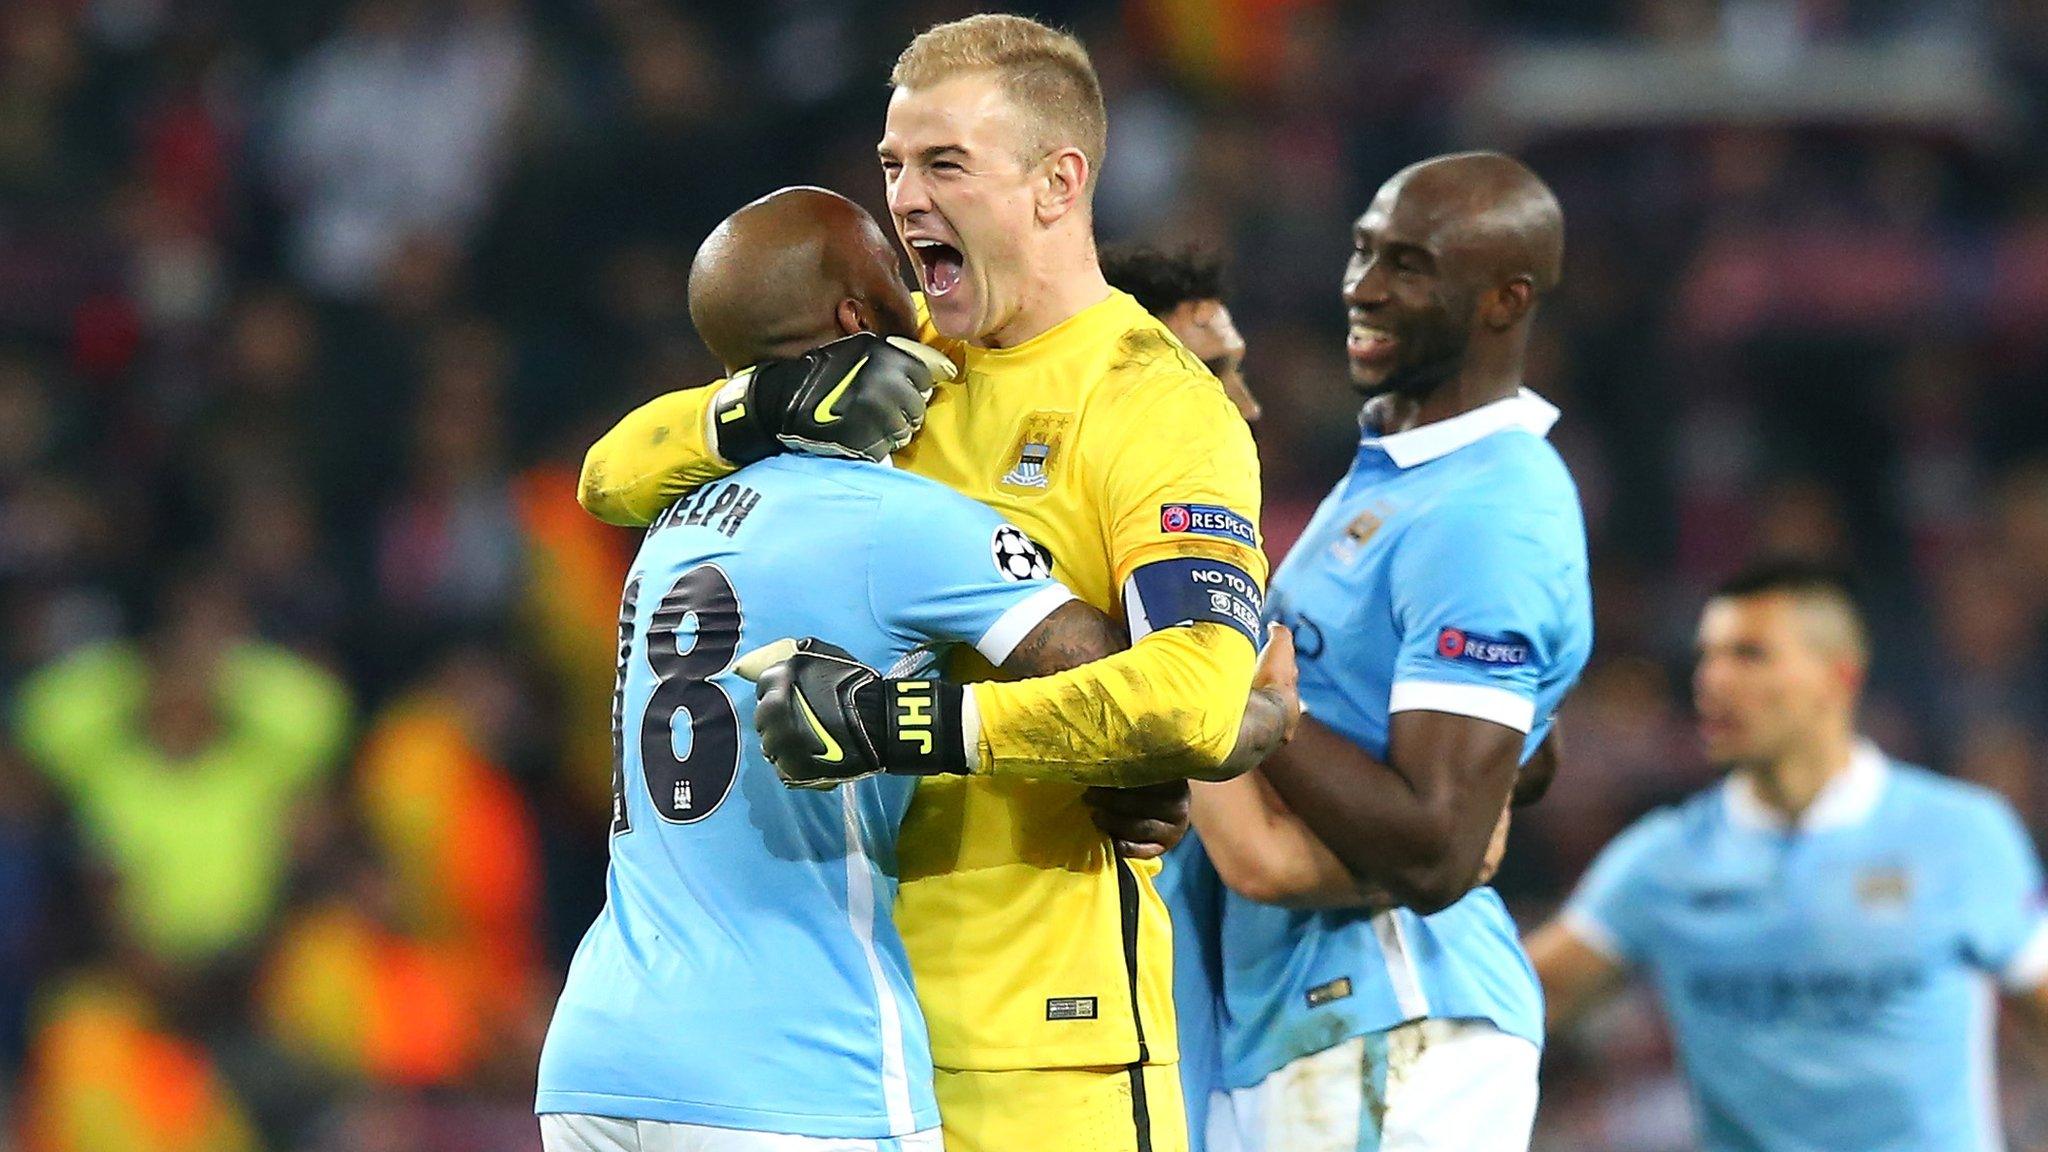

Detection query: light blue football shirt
xmin=1159 ymin=831 xmax=1228 ymax=1152
xmin=537 ymin=455 xmax=1073 ymax=1139
xmin=1567 ymin=744 xmax=2048 ymax=1152
xmin=1220 ymin=389 xmax=1592 ymax=1089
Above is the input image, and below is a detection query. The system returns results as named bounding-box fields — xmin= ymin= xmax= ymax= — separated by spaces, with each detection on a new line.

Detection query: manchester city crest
xmin=1000 ymin=412 xmax=1070 ymax=491
xmin=1002 ymin=440 xmax=1052 ymax=488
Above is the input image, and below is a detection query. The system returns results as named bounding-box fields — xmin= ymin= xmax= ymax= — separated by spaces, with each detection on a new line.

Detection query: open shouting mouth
xmin=910 ymin=238 xmax=965 ymax=298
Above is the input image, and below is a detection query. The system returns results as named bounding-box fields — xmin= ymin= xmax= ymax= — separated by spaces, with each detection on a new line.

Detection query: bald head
xmin=689 ymin=187 xmax=918 ymax=372
xmin=1379 ymin=152 xmax=1563 ymax=293
xmin=1343 ymin=151 xmax=1566 ymax=403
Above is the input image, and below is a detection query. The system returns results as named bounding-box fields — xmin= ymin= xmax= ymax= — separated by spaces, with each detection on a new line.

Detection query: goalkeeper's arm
xmin=965 ymin=616 xmax=1280 ymax=786
xmin=744 ymin=605 xmax=1295 ymax=790
xmin=578 ymin=333 xmax=948 ymax=526
xmin=579 ymin=387 xmax=728 ymax=527
xmin=959 ymin=354 xmax=1286 ymax=784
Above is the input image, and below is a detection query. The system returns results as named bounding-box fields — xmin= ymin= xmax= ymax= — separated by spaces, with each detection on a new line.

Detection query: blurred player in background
xmin=1190 ymin=153 xmax=1591 ymax=1152
xmin=1101 ymin=245 xmax=1259 ymax=423
xmin=540 ymin=186 xmax=1291 ymax=1152
xmin=574 ymin=16 xmax=1269 ymax=1152
xmin=1529 ymin=560 xmax=2048 ymax=1152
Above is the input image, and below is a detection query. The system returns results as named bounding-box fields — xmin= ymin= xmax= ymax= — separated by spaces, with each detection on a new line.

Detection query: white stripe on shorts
xmin=540 ymin=1114 xmax=945 ymax=1152
xmin=1219 ymin=1018 xmax=1539 ymax=1152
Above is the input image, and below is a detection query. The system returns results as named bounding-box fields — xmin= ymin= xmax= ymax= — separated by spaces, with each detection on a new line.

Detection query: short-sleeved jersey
xmin=536 ymin=455 xmax=1073 ymax=1138
xmin=1220 ymin=390 xmax=1592 ymax=1088
xmin=892 ymin=290 xmax=1265 ymax=1070
xmin=1158 ymin=832 xmax=1229 ymax=1152
xmin=1566 ymin=748 xmax=2048 ymax=1152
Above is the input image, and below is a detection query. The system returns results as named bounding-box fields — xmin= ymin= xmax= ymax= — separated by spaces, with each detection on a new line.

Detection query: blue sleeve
xmin=1956 ymin=795 xmax=2048 ymax=986
xmin=1386 ymin=501 xmax=1569 ymax=734
xmin=1563 ymin=813 xmax=1670 ymax=968
xmin=865 ymin=482 xmax=1075 ymax=666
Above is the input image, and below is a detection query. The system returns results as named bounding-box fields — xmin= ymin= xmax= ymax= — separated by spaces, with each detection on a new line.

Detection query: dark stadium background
xmin=3 ymin=1 xmax=2047 ymax=1148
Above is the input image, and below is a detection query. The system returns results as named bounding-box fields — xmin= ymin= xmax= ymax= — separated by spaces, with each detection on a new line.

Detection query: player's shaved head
xmin=1379 ymin=152 xmax=1563 ymax=295
xmin=1711 ymin=559 xmax=1870 ymax=667
xmin=689 ymin=187 xmax=918 ymax=372
xmin=1344 ymin=151 xmax=1563 ymax=407
xmin=1779 ymin=593 xmax=1867 ymax=666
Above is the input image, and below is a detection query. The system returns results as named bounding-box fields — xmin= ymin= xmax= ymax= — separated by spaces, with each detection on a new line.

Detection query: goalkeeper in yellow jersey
xmin=577 ymin=16 xmax=1263 ymax=1152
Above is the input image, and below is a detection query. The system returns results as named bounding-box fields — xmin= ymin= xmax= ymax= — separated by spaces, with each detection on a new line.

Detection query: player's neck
xmin=1372 ymin=344 xmax=1525 ymax=434
xmin=1748 ymin=728 xmax=1856 ymax=823
xmin=980 ymin=238 xmax=1111 ymax=350
xmin=1372 ymin=372 xmax=1522 ymax=435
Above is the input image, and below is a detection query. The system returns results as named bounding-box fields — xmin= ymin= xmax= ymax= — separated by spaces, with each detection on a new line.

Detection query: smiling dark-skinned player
xmin=1184 ymin=153 xmax=1591 ymax=1152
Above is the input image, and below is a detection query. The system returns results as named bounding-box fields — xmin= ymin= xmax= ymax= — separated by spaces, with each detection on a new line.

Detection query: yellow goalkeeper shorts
xmin=934 ymin=1063 xmax=1187 ymax=1152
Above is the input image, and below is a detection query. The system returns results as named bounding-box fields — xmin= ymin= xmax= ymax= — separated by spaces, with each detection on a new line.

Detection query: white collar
xmin=1363 ymin=388 xmax=1561 ymax=469
xmin=1724 ymin=740 xmax=1891 ymax=833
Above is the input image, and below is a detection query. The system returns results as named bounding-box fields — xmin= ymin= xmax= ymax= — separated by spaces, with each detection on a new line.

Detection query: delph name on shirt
xmin=648 ymin=482 xmax=762 ymax=540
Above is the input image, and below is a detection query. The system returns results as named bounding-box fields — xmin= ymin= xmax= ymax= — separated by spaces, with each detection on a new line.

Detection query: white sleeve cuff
xmin=960 ymin=685 xmax=983 ymax=773
xmin=974 ymin=584 xmax=1077 ymax=666
xmin=1388 ymin=680 xmax=1536 ymax=733
xmin=1560 ymin=907 xmax=1628 ymax=965
xmin=2001 ymin=917 xmax=2048 ymax=990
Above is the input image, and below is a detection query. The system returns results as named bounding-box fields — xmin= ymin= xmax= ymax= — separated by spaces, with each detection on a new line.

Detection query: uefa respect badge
xmin=1158 ymin=503 xmax=1257 ymax=547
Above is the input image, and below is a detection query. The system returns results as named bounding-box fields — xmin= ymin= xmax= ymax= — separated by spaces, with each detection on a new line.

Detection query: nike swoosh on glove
xmin=737 ymin=637 xmax=967 ymax=788
xmin=710 ymin=333 xmax=955 ymax=466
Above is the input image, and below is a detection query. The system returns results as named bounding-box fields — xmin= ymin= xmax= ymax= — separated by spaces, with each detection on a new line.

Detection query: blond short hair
xmin=891 ymin=14 xmax=1106 ymax=188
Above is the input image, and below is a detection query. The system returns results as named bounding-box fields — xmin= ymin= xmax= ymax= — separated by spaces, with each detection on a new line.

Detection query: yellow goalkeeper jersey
xmin=578 ymin=288 xmax=1265 ymax=1072
xmin=892 ymin=290 xmax=1263 ymax=1071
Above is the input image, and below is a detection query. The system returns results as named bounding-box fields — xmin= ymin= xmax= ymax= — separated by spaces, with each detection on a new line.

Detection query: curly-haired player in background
xmin=1100 ymin=244 xmax=1258 ymax=423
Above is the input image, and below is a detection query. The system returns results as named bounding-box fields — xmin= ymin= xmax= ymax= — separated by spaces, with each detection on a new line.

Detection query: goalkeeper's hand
xmin=708 ymin=333 xmax=956 ymax=466
xmin=735 ymin=638 xmax=967 ymax=789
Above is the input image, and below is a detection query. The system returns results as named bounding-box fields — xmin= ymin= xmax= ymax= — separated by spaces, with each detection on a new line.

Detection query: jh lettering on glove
xmin=735 ymin=638 xmax=967 ymax=788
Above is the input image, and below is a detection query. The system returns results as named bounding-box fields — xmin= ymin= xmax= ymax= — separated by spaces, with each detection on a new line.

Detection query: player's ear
xmin=1036 ymin=148 xmax=1089 ymax=225
xmin=1481 ymin=277 xmax=1534 ymax=331
xmin=837 ymin=298 xmax=870 ymax=337
xmin=1834 ymin=653 xmax=1868 ymax=706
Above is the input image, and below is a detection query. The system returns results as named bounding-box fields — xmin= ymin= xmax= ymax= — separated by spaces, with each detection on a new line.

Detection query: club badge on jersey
xmin=999 ymin=412 xmax=1071 ymax=491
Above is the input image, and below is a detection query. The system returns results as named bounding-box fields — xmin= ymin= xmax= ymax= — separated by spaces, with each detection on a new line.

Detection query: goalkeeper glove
xmin=708 ymin=333 xmax=956 ymax=465
xmin=735 ymin=638 xmax=968 ymax=789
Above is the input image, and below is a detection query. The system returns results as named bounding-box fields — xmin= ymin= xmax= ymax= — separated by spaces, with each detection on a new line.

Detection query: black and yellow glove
xmin=709 ymin=333 xmax=955 ymax=465
xmin=736 ymin=638 xmax=967 ymax=789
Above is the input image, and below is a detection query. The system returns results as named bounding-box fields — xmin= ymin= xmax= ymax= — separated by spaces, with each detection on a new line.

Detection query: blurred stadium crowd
xmin=3 ymin=0 xmax=2048 ymax=1149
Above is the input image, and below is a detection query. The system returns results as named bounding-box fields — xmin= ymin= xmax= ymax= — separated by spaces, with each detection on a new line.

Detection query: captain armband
xmin=1122 ymin=557 xmax=1264 ymax=647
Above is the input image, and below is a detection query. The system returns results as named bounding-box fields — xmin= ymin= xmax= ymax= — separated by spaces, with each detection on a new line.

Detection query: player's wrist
xmin=709 ymin=370 xmax=784 ymax=466
xmin=851 ymin=677 xmax=968 ymax=776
